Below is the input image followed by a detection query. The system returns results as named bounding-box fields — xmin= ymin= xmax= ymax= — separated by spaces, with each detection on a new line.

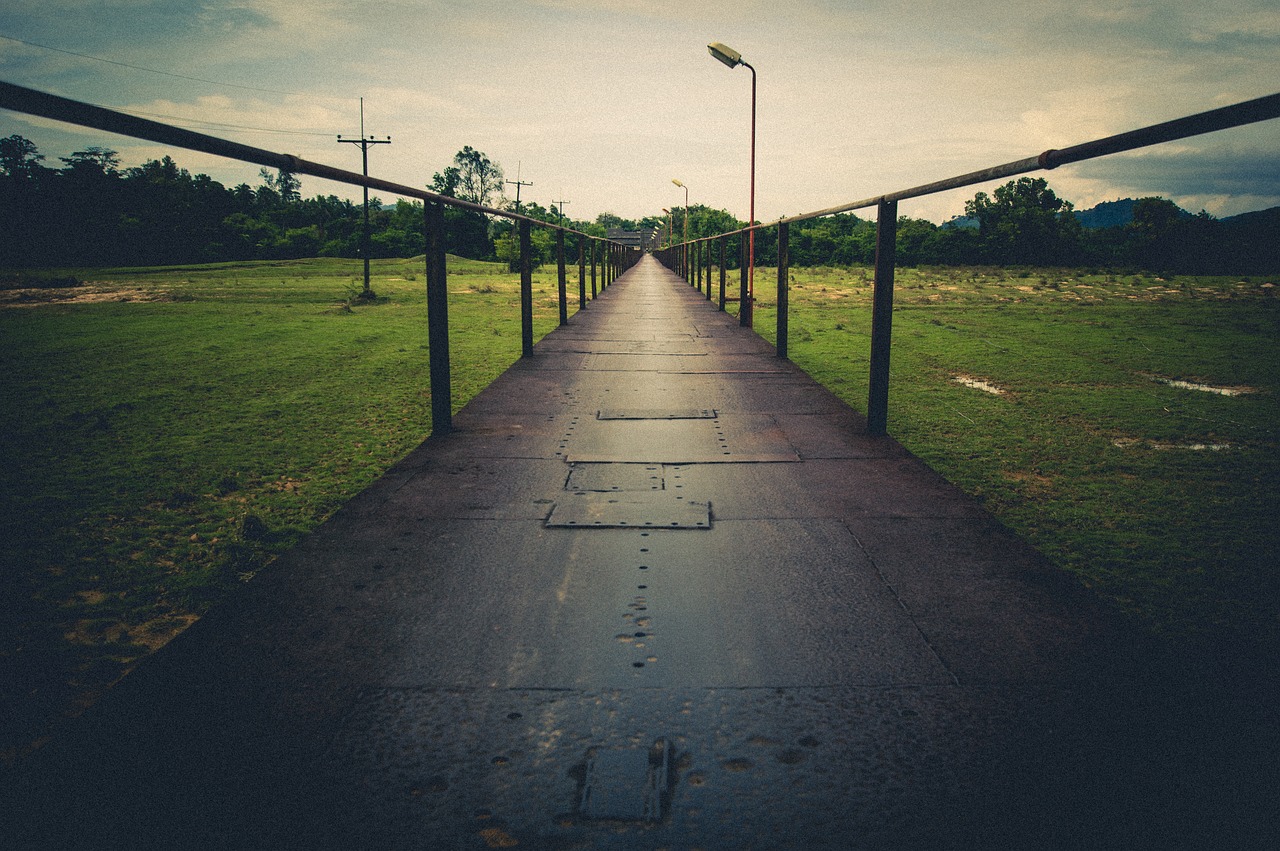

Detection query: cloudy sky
xmin=1 ymin=0 xmax=1277 ymax=224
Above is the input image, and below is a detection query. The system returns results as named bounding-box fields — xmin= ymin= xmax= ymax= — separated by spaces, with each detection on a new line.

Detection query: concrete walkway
xmin=5 ymin=256 xmax=1273 ymax=849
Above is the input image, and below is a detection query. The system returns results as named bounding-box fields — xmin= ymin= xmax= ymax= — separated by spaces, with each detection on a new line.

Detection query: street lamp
xmin=672 ymin=179 xmax=690 ymax=279
xmin=671 ymin=178 xmax=689 ymax=245
xmin=662 ymin=208 xmax=672 ymax=248
xmin=708 ymin=41 xmax=756 ymax=325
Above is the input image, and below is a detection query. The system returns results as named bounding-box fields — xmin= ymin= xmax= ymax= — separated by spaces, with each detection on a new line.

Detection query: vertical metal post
xmin=556 ymin=229 xmax=567 ymax=326
xmin=693 ymin=240 xmax=700 ymax=290
xmin=705 ymin=240 xmax=712 ymax=300
xmin=578 ymin=237 xmax=586 ymax=309
xmin=719 ymin=237 xmax=727 ymax=311
xmin=520 ymin=218 xmax=533 ymax=358
xmin=739 ymin=235 xmax=750 ymax=327
xmin=424 ymin=200 xmax=451 ymax=435
xmin=867 ymin=198 xmax=898 ymax=435
xmin=777 ymin=223 xmax=789 ymax=359
xmin=590 ymin=240 xmax=598 ymax=299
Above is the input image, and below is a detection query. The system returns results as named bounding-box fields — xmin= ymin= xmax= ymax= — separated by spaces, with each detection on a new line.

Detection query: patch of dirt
xmin=63 ymin=612 xmax=200 ymax=653
xmin=0 ymin=284 xmax=172 ymax=308
xmin=1113 ymin=438 xmax=1233 ymax=451
xmin=952 ymin=374 xmax=1007 ymax=395
xmin=1146 ymin=375 xmax=1258 ymax=396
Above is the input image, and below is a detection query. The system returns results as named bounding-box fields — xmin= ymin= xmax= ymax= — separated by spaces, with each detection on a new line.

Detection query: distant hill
xmin=1221 ymin=206 xmax=1280 ymax=229
xmin=1075 ymin=199 xmax=1141 ymax=228
xmin=1072 ymin=199 xmax=1280 ymax=230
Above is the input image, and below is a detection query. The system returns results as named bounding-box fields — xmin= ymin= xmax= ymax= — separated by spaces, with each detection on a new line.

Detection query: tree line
xmin=2 ymin=135 xmax=1275 ymax=273
xmin=0 ymin=137 xmax=639 ymax=268
xmin=676 ymin=179 xmax=1278 ymax=274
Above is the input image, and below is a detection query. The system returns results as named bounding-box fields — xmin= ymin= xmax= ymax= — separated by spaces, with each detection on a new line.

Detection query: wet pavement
xmin=5 ymin=256 xmax=1276 ymax=849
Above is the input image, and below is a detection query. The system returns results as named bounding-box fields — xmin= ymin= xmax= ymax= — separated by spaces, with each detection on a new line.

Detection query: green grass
xmin=746 ymin=265 xmax=1280 ymax=646
xmin=0 ymin=255 xmax=569 ymax=758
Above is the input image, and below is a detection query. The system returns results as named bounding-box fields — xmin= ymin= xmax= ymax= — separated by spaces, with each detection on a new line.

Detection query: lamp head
xmin=708 ymin=42 xmax=742 ymax=69
xmin=671 ymin=178 xmax=684 ymax=188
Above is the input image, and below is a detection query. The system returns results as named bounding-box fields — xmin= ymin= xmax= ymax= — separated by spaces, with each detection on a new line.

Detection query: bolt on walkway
xmin=5 ymin=256 xmax=1274 ymax=849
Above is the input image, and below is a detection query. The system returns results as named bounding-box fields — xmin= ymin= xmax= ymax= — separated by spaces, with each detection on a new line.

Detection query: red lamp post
xmin=708 ymin=41 xmax=756 ymax=326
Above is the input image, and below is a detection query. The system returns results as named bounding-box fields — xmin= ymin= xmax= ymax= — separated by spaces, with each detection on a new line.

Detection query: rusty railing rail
xmin=655 ymin=91 xmax=1280 ymax=434
xmin=0 ymin=79 xmax=639 ymax=436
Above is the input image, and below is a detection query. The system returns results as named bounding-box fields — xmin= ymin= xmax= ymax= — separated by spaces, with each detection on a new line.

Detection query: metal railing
xmin=655 ymin=91 xmax=1280 ymax=434
xmin=4 ymin=80 xmax=1277 ymax=436
xmin=0 ymin=80 xmax=641 ymax=436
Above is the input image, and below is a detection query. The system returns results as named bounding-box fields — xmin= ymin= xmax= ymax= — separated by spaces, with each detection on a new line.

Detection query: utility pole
xmin=505 ymin=161 xmax=533 ymax=215
xmin=552 ymin=196 xmax=569 ymax=225
xmin=338 ymin=97 xmax=390 ymax=300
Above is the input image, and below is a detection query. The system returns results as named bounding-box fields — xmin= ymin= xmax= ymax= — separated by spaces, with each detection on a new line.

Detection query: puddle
xmin=952 ymin=375 xmax=1006 ymax=395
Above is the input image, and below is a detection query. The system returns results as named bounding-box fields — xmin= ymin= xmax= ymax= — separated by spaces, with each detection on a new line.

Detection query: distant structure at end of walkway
xmin=607 ymin=227 xmax=662 ymax=251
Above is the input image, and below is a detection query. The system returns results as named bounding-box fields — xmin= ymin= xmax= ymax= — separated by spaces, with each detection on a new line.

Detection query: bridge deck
xmin=6 ymin=256 xmax=1271 ymax=848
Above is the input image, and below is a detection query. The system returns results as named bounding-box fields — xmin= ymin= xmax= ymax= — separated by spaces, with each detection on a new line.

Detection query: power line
xmin=116 ymin=108 xmax=336 ymax=138
xmin=0 ymin=32 xmax=354 ymax=101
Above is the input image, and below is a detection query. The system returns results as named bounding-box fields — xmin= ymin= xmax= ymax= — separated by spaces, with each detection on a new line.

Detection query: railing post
xmin=556 ymin=229 xmax=567 ymax=326
xmin=424 ymin=200 xmax=451 ymax=435
xmin=867 ymin=198 xmax=898 ymax=435
xmin=520 ymin=218 xmax=533 ymax=358
xmin=693 ymin=239 xmax=700 ymax=290
xmin=705 ymin=240 xmax=712 ymax=300
xmin=777 ymin=223 xmax=789 ymax=358
xmin=718 ymin=237 xmax=727 ymax=311
xmin=578 ymin=236 xmax=586 ymax=309
xmin=591 ymin=240 xmax=598 ymax=299
xmin=739 ymin=235 xmax=750 ymax=327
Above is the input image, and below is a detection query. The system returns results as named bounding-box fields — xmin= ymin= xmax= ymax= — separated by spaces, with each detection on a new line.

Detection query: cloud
xmin=2 ymin=0 xmax=1276 ymax=223
xmin=1070 ymin=140 xmax=1280 ymax=200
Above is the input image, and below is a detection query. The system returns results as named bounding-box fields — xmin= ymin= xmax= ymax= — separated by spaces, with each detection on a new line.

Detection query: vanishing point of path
xmin=6 ymin=256 xmax=1276 ymax=849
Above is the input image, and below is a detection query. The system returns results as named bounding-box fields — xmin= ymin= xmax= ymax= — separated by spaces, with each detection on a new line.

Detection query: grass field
xmin=2 ymin=256 xmax=1277 ymax=760
xmin=0 ymin=255 xmax=567 ymax=759
xmin=741 ymin=265 xmax=1279 ymax=646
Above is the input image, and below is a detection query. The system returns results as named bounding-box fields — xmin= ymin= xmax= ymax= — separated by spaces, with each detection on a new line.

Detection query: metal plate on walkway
xmin=597 ymin=409 xmax=718 ymax=420
xmin=565 ymin=415 xmax=800 ymax=464
xmin=575 ymin=739 xmax=673 ymax=824
xmin=566 ymin=463 xmax=664 ymax=492
xmin=546 ymin=492 xmax=710 ymax=528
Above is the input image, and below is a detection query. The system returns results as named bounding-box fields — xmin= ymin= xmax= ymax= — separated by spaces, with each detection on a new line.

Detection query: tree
xmin=429 ymin=165 xmax=461 ymax=198
xmin=257 ymin=167 xmax=300 ymax=205
xmin=59 ymin=147 xmax=121 ymax=179
xmin=965 ymin=177 xmax=1082 ymax=265
xmin=451 ymin=146 xmax=503 ymax=208
xmin=0 ymin=135 xmax=45 ymax=179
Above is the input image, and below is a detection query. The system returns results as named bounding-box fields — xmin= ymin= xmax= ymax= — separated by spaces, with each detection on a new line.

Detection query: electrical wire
xmin=116 ymin=107 xmax=337 ymax=138
xmin=0 ymin=33 xmax=354 ymax=102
